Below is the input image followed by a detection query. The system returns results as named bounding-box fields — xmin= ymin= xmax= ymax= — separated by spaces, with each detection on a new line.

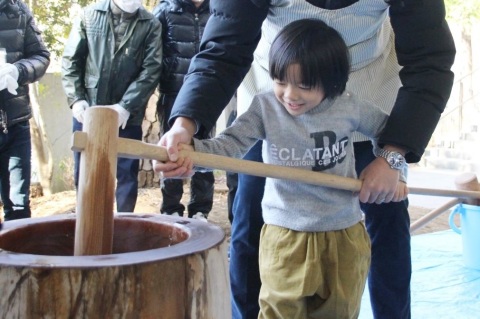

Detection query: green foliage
xmin=445 ymin=0 xmax=480 ymax=25
xmin=32 ymin=0 xmax=478 ymax=56
xmin=30 ymin=0 xmax=88 ymax=57
xmin=36 ymin=82 xmax=47 ymax=96
xmin=29 ymin=0 xmax=158 ymax=57
xmin=30 ymin=0 xmax=477 ymax=57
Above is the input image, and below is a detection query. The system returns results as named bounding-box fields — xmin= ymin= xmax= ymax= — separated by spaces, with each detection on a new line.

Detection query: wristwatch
xmin=375 ymin=148 xmax=406 ymax=170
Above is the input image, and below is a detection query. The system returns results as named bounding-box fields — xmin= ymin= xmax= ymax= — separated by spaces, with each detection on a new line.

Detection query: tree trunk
xmin=29 ymin=83 xmax=53 ymax=195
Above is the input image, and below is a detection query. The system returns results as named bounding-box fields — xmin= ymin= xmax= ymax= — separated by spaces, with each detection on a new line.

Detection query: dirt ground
xmin=21 ymin=172 xmax=452 ymax=239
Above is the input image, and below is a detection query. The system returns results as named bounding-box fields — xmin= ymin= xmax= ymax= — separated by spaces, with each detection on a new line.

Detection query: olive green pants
xmin=258 ymin=222 xmax=371 ymax=319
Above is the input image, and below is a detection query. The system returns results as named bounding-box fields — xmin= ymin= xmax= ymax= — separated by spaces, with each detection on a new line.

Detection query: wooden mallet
xmin=72 ymin=108 xmax=480 ymax=254
xmin=455 ymin=172 xmax=480 ymax=206
xmin=72 ymin=132 xmax=480 ymax=202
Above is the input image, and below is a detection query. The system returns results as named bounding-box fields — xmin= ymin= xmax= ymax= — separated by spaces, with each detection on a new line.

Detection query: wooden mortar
xmin=0 ymin=213 xmax=230 ymax=318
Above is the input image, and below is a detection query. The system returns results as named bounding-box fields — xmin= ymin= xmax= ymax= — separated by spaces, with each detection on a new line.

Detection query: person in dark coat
xmin=0 ymin=0 xmax=50 ymax=228
xmin=153 ymin=0 xmax=213 ymax=221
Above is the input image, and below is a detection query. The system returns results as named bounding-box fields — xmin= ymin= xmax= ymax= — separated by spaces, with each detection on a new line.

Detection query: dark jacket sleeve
xmin=169 ymin=0 xmax=269 ymax=137
xmin=380 ymin=0 xmax=456 ymax=162
xmin=14 ymin=2 xmax=50 ymax=86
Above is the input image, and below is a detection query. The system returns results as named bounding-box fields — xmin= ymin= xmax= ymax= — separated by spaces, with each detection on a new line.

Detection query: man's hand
xmin=0 ymin=63 xmax=19 ymax=80
xmin=154 ymin=117 xmax=196 ymax=178
xmin=0 ymin=63 xmax=19 ymax=95
xmin=153 ymin=142 xmax=196 ymax=179
xmin=392 ymin=180 xmax=409 ymax=202
xmin=358 ymin=157 xmax=402 ymax=204
xmin=103 ymin=104 xmax=130 ymax=129
xmin=72 ymin=100 xmax=89 ymax=123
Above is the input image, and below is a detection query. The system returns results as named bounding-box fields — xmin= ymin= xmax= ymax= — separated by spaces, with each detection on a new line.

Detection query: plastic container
xmin=449 ymin=203 xmax=480 ymax=270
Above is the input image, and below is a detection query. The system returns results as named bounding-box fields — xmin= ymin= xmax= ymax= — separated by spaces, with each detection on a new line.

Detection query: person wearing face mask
xmin=61 ymin=0 xmax=162 ymax=213
xmin=0 ymin=0 xmax=50 ymax=228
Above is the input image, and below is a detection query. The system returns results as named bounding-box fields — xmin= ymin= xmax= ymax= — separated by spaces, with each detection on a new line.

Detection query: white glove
xmin=0 ymin=63 xmax=19 ymax=81
xmin=0 ymin=74 xmax=18 ymax=95
xmin=72 ymin=100 xmax=89 ymax=123
xmin=105 ymin=103 xmax=130 ymax=129
xmin=0 ymin=64 xmax=19 ymax=95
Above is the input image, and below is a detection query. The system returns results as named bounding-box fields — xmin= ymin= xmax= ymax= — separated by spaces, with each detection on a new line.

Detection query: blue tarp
xmin=359 ymin=230 xmax=480 ymax=318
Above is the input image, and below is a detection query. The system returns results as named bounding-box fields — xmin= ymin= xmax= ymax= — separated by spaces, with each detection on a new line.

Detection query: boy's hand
xmin=153 ymin=142 xmax=195 ymax=179
xmin=175 ymin=143 xmax=195 ymax=177
xmin=154 ymin=117 xmax=196 ymax=178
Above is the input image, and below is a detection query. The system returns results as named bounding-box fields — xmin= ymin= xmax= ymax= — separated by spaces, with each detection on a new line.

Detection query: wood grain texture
xmin=0 ymin=214 xmax=230 ymax=319
xmin=75 ymin=107 xmax=118 ymax=256
xmin=72 ymin=133 xmax=480 ymax=200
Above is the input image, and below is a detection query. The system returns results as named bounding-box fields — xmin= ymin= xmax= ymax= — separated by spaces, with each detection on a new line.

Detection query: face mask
xmin=113 ymin=0 xmax=142 ymax=13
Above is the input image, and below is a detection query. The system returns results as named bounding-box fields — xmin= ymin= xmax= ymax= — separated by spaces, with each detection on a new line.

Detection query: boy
xmin=156 ymin=19 xmax=407 ymax=318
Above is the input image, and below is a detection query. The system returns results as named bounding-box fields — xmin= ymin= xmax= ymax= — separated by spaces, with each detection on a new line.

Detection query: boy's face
xmin=273 ymin=63 xmax=325 ymax=116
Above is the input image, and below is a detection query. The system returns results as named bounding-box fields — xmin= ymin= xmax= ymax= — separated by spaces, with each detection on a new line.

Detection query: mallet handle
xmin=73 ymin=110 xmax=117 ymax=256
xmin=71 ymin=132 xmax=480 ymax=200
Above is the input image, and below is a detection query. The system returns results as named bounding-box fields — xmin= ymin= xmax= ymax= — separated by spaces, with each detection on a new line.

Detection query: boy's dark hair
xmin=269 ymin=19 xmax=350 ymax=99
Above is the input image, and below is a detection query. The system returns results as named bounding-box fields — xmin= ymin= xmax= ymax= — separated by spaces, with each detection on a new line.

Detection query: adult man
xmin=0 ymin=0 xmax=50 ymax=227
xmin=62 ymin=0 xmax=162 ymax=212
xmin=155 ymin=0 xmax=456 ymax=318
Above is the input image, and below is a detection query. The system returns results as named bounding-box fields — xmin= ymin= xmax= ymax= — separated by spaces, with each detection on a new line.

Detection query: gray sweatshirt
xmin=194 ymin=91 xmax=388 ymax=232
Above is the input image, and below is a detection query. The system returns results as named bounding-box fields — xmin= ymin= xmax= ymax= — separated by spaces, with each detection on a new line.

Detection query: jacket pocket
xmin=119 ymin=47 xmax=142 ymax=82
xmin=84 ymin=75 xmax=99 ymax=105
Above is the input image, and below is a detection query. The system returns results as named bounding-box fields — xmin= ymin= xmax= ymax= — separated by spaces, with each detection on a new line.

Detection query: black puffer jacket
xmin=153 ymin=0 xmax=210 ymax=95
xmin=0 ymin=0 xmax=50 ymax=128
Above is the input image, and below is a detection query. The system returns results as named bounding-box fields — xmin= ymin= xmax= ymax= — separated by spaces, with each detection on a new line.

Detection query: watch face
xmin=387 ymin=152 xmax=405 ymax=169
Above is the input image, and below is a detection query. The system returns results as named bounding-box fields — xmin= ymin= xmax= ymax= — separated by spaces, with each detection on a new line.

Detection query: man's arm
xmin=381 ymin=0 xmax=456 ymax=163
xmin=61 ymin=13 xmax=89 ymax=107
xmin=169 ymin=0 xmax=270 ymax=137
xmin=15 ymin=1 xmax=50 ymax=85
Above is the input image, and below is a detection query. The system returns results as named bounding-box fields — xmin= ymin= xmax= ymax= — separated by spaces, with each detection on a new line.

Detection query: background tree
xmin=445 ymin=0 xmax=480 ymax=23
xmin=431 ymin=0 xmax=480 ymax=146
xmin=28 ymin=0 xmax=158 ymax=57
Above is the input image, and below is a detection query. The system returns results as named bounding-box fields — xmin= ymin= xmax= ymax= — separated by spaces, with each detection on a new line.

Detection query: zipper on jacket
xmin=194 ymin=13 xmax=200 ymax=53
xmin=0 ymin=110 xmax=7 ymax=134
